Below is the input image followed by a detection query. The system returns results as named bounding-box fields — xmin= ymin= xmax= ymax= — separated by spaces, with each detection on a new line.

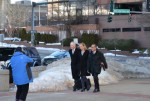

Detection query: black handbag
xmin=26 ymin=62 xmax=33 ymax=80
xmin=100 ymin=64 xmax=106 ymax=71
xmin=86 ymin=72 xmax=91 ymax=76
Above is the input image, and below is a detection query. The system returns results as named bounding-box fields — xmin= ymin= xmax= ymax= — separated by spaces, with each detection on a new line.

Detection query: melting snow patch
xmin=104 ymin=53 xmax=126 ymax=57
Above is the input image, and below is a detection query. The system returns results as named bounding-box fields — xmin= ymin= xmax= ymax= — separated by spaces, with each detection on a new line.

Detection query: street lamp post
xmin=31 ymin=2 xmax=35 ymax=46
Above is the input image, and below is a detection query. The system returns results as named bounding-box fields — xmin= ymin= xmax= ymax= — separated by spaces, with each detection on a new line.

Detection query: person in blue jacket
xmin=10 ymin=47 xmax=33 ymax=101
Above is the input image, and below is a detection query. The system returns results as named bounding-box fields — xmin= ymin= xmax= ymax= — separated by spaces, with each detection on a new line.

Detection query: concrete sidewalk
xmin=0 ymin=79 xmax=150 ymax=101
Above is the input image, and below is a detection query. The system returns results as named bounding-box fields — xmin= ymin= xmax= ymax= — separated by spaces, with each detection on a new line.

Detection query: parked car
xmin=0 ymin=47 xmax=41 ymax=68
xmin=42 ymin=50 xmax=70 ymax=66
xmin=4 ymin=37 xmax=21 ymax=42
xmin=0 ymin=47 xmax=41 ymax=83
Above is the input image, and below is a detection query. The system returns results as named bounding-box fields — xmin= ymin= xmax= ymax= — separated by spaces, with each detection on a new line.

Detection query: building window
xmin=103 ymin=28 xmax=121 ymax=32
xmin=122 ymin=27 xmax=141 ymax=32
xmin=144 ymin=27 xmax=150 ymax=31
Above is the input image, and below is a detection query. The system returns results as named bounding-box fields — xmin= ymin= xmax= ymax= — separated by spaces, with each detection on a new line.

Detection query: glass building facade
xmin=47 ymin=0 xmax=110 ymax=25
xmin=47 ymin=0 xmax=145 ymax=25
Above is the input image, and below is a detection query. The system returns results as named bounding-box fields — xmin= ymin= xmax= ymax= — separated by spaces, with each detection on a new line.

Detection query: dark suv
xmin=0 ymin=47 xmax=41 ymax=83
xmin=0 ymin=47 xmax=41 ymax=68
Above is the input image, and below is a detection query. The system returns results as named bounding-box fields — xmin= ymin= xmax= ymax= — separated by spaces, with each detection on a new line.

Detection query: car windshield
xmin=50 ymin=51 xmax=67 ymax=57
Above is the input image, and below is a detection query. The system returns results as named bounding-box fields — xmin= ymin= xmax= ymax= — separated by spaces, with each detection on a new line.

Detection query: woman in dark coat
xmin=79 ymin=43 xmax=91 ymax=92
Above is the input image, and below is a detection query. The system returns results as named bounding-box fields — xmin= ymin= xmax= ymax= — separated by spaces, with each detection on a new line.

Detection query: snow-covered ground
xmin=4 ymin=37 xmax=21 ymax=42
xmin=104 ymin=53 xmax=126 ymax=57
xmin=139 ymin=57 xmax=150 ymax=60
xmin=29 ymin=56 xmax=150 ymax=92
xmin=110 ymin=49 xmax=121 ymax=52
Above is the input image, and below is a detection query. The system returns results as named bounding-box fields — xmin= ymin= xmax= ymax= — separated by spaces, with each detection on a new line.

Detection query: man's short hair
xmin=70 ymin=42 xmax=76 ymax=46
xmin=15 ymin=47 xmax=22 ymax=52
xmin=91 ymin=44 xmax=97 ymax=47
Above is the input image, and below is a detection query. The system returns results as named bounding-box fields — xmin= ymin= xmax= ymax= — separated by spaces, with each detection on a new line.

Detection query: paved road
xmin=0 ymin=79 xmax=150 ymax=101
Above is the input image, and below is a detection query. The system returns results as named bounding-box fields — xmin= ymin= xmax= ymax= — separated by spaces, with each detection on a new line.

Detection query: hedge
xmin=62 ymin=33 xmax=100 ymax=47
xmin=81 ymin=33 xmax=100 ymax=47
xmin=98 ymin=39 xmax=137 ymax=51
xmin=19 ymin=29 xmax=58 ymax=44
xmin=62 ymin=37 xmax=81 ymax=46
xmin=39 ymin=34 xmax=58 ymax=44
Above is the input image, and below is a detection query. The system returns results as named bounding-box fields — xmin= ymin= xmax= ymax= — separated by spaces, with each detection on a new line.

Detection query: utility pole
xmin=110 ymin=0 xmax=114 ymax=13
xmin=107 ymin=14 xmax=112 ymax=23
xmin=107 ymin=0 xmax=114 ymax=23
xmin=39 ymin=5 xmax=41 ymax=26
xmin=31 ymin=2 xmax=36 ymax=46
xmin=128 ymin=14 xmax=132 ymax=22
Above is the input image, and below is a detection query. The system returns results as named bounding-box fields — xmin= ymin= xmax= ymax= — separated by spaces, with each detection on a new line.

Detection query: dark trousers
xmin=71 ymin=66 xmax=80 ymax=80
xmin=93 ymin=74 xmax=100 ymax=90
xmin=81 ymin=76 xmax=89 ymax=89
xmin=71 ymin=65 xmax=80 ymax=88
xmin=74 ymin=77 xmax=81 ymax=89
xmin=16 ymin=83 xmax=29 ymax=101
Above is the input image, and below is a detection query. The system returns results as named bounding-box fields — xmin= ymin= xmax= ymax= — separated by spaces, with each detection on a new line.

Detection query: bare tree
xmin=5 ymin=3 xmax=30 ymax=37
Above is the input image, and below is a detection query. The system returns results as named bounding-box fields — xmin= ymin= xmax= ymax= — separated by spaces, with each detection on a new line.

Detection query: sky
xmin=11 ymin=0 xmax=47 ymax=4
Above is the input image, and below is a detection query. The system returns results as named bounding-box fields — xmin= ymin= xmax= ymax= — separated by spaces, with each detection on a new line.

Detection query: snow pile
xmin=110 ymin=49 xmax=121 ymax=52
xmin=132 ymin=49 xmax=141 ymax=54
xmin=106 ymin=57 xmax=150 ymax=78
xmin=39 ymin=42 xmax=45 ymax=44
xmin=4 ymin=37 xmax=21 ymax=42
xmin=0 ymin=42 xmax=25 ymax=47
xmin=143 ymin=49 xmax=149 ymax=54
xmin=36 ymin=47 xmax=60 ymax=51
xmin=29 ymin=58 xmax=122 ymax=92
xmin=30 ymin=58 xmax=73 ymax=92
xmin=29 ymin=56 xmax=150 ymax=92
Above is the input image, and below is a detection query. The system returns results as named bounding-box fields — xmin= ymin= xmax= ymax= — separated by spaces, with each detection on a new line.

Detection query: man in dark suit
xmin=88 ymin=44 xmax=107 ymax=93
xmin=69 ymin=42 xmax=81 ymax=91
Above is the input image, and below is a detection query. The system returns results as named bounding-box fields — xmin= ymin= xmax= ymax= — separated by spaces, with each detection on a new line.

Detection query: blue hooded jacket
xmin=10 ymin=52 xmax=33 ymax=85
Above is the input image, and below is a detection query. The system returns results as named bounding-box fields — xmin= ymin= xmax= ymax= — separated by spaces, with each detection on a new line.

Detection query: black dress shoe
xmin=73 ymin=86 xmax=77 ymax=91
xmin=73 ymin=88 xmax=76 ymax=92
xmin=86 ymin=85 xmax=91 ymax=91
xmin=81 ymin=88 xmax=85 ymax=92
xmin=93 ymin=89 xmax=100 ymax=93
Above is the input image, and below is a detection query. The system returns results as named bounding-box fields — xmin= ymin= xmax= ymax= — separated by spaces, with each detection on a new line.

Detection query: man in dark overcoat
xmin=69 ymin=42 xmax=81 ymax=91
xmin=88 ymin=44 xmax=107 ymax=93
